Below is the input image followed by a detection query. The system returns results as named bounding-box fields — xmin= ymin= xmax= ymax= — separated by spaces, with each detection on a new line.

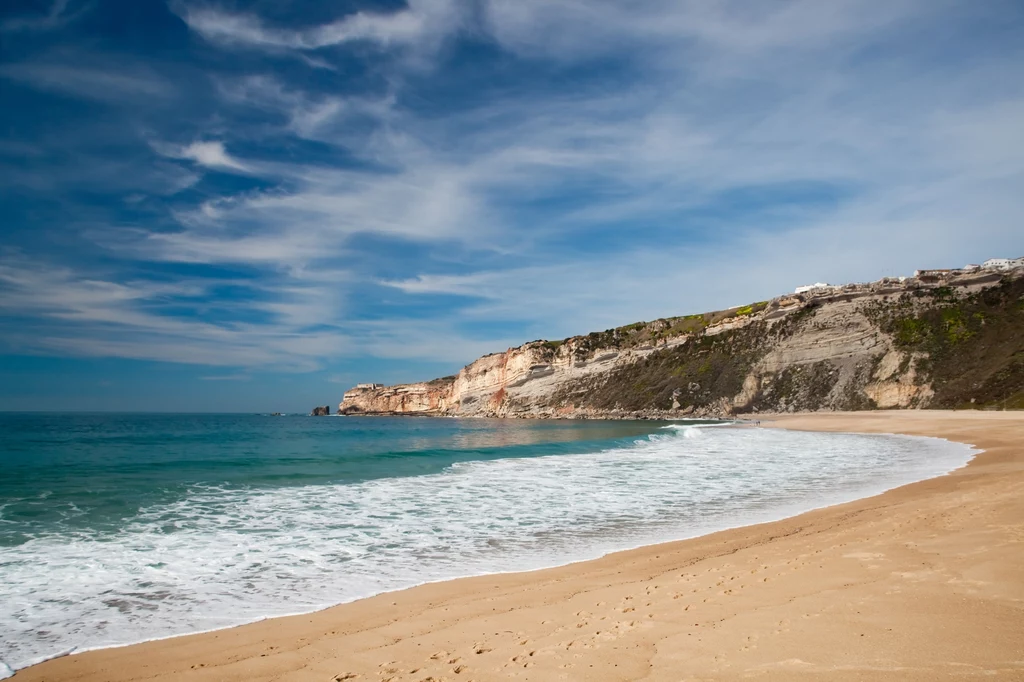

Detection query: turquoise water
xmin=0 ymin=414 xmax=667 ymax=545
xmin=0 ymin=413 xmax=973 ymax=676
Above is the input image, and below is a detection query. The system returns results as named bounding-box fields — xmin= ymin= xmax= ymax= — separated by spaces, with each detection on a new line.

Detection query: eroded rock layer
xmin=340 ymin=264 xmax=1024 ymax=418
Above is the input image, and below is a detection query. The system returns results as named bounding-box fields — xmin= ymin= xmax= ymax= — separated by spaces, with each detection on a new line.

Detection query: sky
xmin=1 ymin=0 xmax=1023 ymax=412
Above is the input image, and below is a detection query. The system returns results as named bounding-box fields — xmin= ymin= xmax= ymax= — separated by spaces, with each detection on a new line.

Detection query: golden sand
xmin=17 ymin=411 xmax=1024 ymax=681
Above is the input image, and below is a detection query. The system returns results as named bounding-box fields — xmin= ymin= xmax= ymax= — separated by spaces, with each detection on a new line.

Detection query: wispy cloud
xmin=0 ymin=61 xmax=173 ymax=102
xmin=156 ymin=140 xmax=249 ymax=172
xmin=215 ymin=74 xmax=396 ymax=142
xmin=0 ymin=250 xmax=497 ymax=367
xmin=1 ymin=0 xmax=1022 ymax=381
xmin=175 ymin=0 xmax=458 ymax=51
xmin=0 ymin=254 xmax=343 ymax=369
xmin=1 ymin=0 xmax=90 ymax=33
xmin=481 ymin=0 xmax=925 ymax=62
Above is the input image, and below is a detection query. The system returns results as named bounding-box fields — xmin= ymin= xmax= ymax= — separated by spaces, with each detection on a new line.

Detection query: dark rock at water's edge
xmin=310 ymin=406 xmax=330 ymax=416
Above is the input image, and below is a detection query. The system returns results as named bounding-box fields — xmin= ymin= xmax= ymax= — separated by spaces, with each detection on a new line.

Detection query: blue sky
xmin=1 ymin=0 xmax=1023 ymax=412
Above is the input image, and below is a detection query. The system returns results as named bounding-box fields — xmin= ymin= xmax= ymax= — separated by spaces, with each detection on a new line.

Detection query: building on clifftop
xmin=913 ymin=269 xmax=953 ymax=283
xmin=794 ymin=282 xmax=832 ymax=294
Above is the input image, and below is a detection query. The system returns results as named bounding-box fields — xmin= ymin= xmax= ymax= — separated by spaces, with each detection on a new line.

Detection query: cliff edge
xmin=340 ymin=259 xmax=1024 ymax=418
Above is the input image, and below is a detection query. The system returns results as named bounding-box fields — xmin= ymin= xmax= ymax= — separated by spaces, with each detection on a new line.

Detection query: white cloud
xmin=0 ymin=254 xmax=349 ymax=369
xmin=159 ymin=140 xmax=249 ymax=172
xmin=180 ymin=141 xmax=246 ymax=170
xmin=381 ymin=273 xmax=497 ymax=298
xmin=0 ymin=61 xmax=173 ymax=102
xmin=1 ymin=0 xmax=89 ymax=33
xmin=176 ymin=0 xmax=458 ymax=51
xmin=216 ymin=74 xmax=396 ymax=142
xmin=481 ymin=0 xmax=924 ymax=63
xmin=0 ymin=252 xmax=496 ymax=368
xmin=5 ymin=1 xmax=1023 ymax=373
xmin=101 ymin=157 xmax=494 ymax=271
xmin=122 ymin=1 xmax=1024 ymax=358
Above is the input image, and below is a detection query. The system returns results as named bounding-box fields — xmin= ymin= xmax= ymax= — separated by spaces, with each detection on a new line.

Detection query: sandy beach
xmin=16 ymin=410 xmax=1024 ymax=681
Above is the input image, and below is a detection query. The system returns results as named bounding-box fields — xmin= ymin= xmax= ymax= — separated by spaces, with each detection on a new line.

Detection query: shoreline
xmin=5 ymin=428 xmax=971 ymax=675
xmin=14 ymin=410 xmax=1024 ymax=681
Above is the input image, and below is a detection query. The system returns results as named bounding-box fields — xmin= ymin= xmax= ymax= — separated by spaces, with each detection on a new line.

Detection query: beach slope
xmin=16 ymin=411 xmax=1024 ymax=681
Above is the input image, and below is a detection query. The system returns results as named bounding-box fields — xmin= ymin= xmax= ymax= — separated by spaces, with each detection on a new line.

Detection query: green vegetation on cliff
xmin=548 ymin=303 xmax=774 ymax=362
xmin=549 ymin=275 xmax=1024 ymax=414
xmin=345 ymin=269 xmax=1024 ymax=417
xmin=863 ymin=277 xmax=1024 ymax=409
xmin=550 ymin=319 xmax=781 ymax=413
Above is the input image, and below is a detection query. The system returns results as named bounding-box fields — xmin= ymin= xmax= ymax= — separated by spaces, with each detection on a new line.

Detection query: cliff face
xmin=340 ymin=263 xmax=1024 ymax=418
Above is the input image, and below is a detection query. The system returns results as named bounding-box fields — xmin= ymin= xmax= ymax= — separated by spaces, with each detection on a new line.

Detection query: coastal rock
xmin=311 ymin=406 xmax=330 ymax=416
xmin=340 ymin=261 xmax=1024 ymax=418
xmin=339 ymin=380 xmax=454 ymax=415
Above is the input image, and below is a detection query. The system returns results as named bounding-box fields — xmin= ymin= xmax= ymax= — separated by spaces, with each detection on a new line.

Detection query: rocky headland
xmin=340 ymin=259 xmax=1024 ymax=419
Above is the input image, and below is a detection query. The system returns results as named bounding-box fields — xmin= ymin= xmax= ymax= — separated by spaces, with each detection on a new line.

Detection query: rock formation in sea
xmin=311 ymin=406 xmax=330 ymax=416
xmin=340 ymin=259 xmax=1024 ymax=418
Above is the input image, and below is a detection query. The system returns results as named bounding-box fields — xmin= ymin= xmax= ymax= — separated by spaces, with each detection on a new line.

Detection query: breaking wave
xmin=0 ymin=426 xmax=974 ymax=675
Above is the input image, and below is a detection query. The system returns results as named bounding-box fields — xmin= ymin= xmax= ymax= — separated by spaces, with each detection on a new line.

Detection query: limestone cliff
xmin=340 ymin=261 xmax=1024 ymax=418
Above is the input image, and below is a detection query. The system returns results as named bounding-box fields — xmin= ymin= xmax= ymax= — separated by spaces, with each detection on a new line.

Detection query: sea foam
xmin=0 ymin=426 xmax=974 ymax=675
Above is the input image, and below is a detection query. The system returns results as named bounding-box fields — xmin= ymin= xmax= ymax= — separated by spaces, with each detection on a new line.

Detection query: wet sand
xmin=16 ymin=410 xmax=1024 ymax=681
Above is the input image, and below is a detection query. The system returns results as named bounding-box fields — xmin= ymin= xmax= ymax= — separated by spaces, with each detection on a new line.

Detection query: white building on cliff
xmin=794 ymin=282 xmax=831 ymax=294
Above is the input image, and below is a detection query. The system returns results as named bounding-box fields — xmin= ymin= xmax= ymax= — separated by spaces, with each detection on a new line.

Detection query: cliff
xmin=340 ymin=260 xmax=1024 ymax=418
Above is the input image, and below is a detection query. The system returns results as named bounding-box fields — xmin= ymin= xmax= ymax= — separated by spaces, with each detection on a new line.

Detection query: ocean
xmin=0 ymin=413 xmax=975 ymax=677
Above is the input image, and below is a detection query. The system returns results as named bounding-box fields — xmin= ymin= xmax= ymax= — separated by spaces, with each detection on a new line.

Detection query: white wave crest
xmin=0 ymin=428 xmax=974 ymax=673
